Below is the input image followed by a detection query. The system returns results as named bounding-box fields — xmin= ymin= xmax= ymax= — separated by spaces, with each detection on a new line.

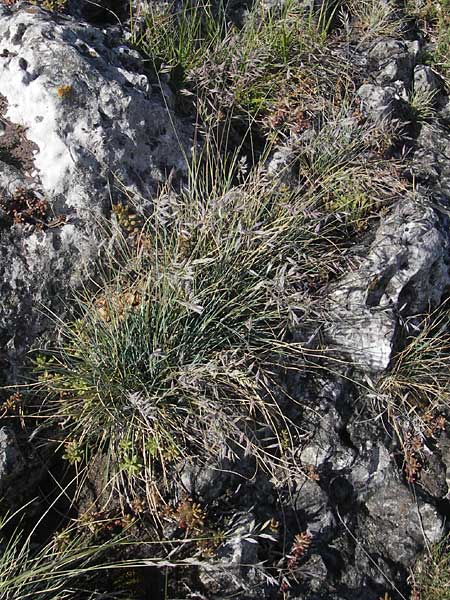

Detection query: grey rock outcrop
xmin=414 ymin=64 xmax=445 ymax=97
xmin=0 ymin=5 xmax=190 ymax=368
xmin=357 ymin=83 xmax=407 ymax=122
xmin=369 ymin=39 xmax=415 ymax=86
xmin=279 ymin=383 xmax=446 ymax=598
xmin=0 ymin=425 xmax=47 ymax=508
xmin=356 ymin=37 xmax=421 ymax=122
xmin=179 ymin=460 xmax=233 ymax=502
xmin=270 ymin=23 xmax=450 ymax=598
xmin=332 ymin=18 xmax=450 ymax=373
xmin=413 ymin=123 xmax=450 ymax=200
xmin=323 ymin=197 xmax=450 ymax=372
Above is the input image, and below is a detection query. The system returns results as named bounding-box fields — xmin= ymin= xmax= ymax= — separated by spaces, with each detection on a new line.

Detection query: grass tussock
xmin=132 ymin=0 xmax=346 ymax=136
xmin=32 ymin=64 xmax=403 ymax=504
xmin=34 ymin=132 xmax=351 ymax=502
xmin=408 ymin=86 xmax=438 ymax=122
xmin=190 ymin=0 xmax=338 ymax=118
xmin=344 ymin=0 xmax=403 ymax=43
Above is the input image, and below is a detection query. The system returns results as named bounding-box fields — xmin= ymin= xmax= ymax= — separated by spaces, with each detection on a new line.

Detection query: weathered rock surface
xmin=198 ymin=513 xmax=269 ymax=598
xmin=368 ymin=39 xmax=415 ymax=86
xmin=413 ymin=123 xmax=450 ymax=200
xmin=179 ymin=460 xmax=233 ymax=502
xmin=0 ymin=5 xmax=190 ymax=368
xmin=281 ymin=379 xmax=445 ymax=598
xmin=323 ymin=197 xmax=450 ymax=372
xmin=328 ymin=11 xmax=450 ymax=374
xmin=357 ymin=82 xmax=407 ymax=121
xmin=0 ymin=426 xmax=24 ymax=489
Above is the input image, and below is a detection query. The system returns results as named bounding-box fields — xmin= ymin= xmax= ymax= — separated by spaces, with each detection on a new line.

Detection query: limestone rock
xmin=413 ymin=64 xmax=445 ymax=96
xmin=357 ymin=83 xmax=406 ymax=122
xmin=413 ymin=124 xmax=450 ymax=200
xmin=292 ymin=477 xmax=335 ymax=539
xmin=0 ymin=6 xmax=190 ymax=368
xmin=369 ymin=39 xmax=415 ymax=86
xmin=179 ymin=460 xmax=232 ymax=502
xmin=362 ymin=478 xmax=444 ymax=564
xmin=323 ymin=198 xmax=450 ymax=372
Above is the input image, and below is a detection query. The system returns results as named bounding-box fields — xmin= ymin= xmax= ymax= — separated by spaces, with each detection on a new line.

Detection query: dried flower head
xmin=287 ymin=531 xmax=312 ymax=570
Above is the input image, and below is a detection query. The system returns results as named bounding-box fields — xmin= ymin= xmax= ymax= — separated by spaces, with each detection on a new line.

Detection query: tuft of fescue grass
xmin=296 ymin=103 xmax=393 ymax=178
xmin=343 ymin=0 xmax=402 ymax=43
xmin=32 ymin=0 xmax=408 ymax=513
xmin=409 ymin=86 xmax=438 ymax=122
xmin=33 ymin=126 xmax=351 ymax=505
xmin=33 ymin=77 xmax=405 ymax=504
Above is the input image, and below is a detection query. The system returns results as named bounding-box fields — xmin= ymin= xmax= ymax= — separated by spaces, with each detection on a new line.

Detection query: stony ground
xmin=0 ymin=0 xmax=450 ymax=599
